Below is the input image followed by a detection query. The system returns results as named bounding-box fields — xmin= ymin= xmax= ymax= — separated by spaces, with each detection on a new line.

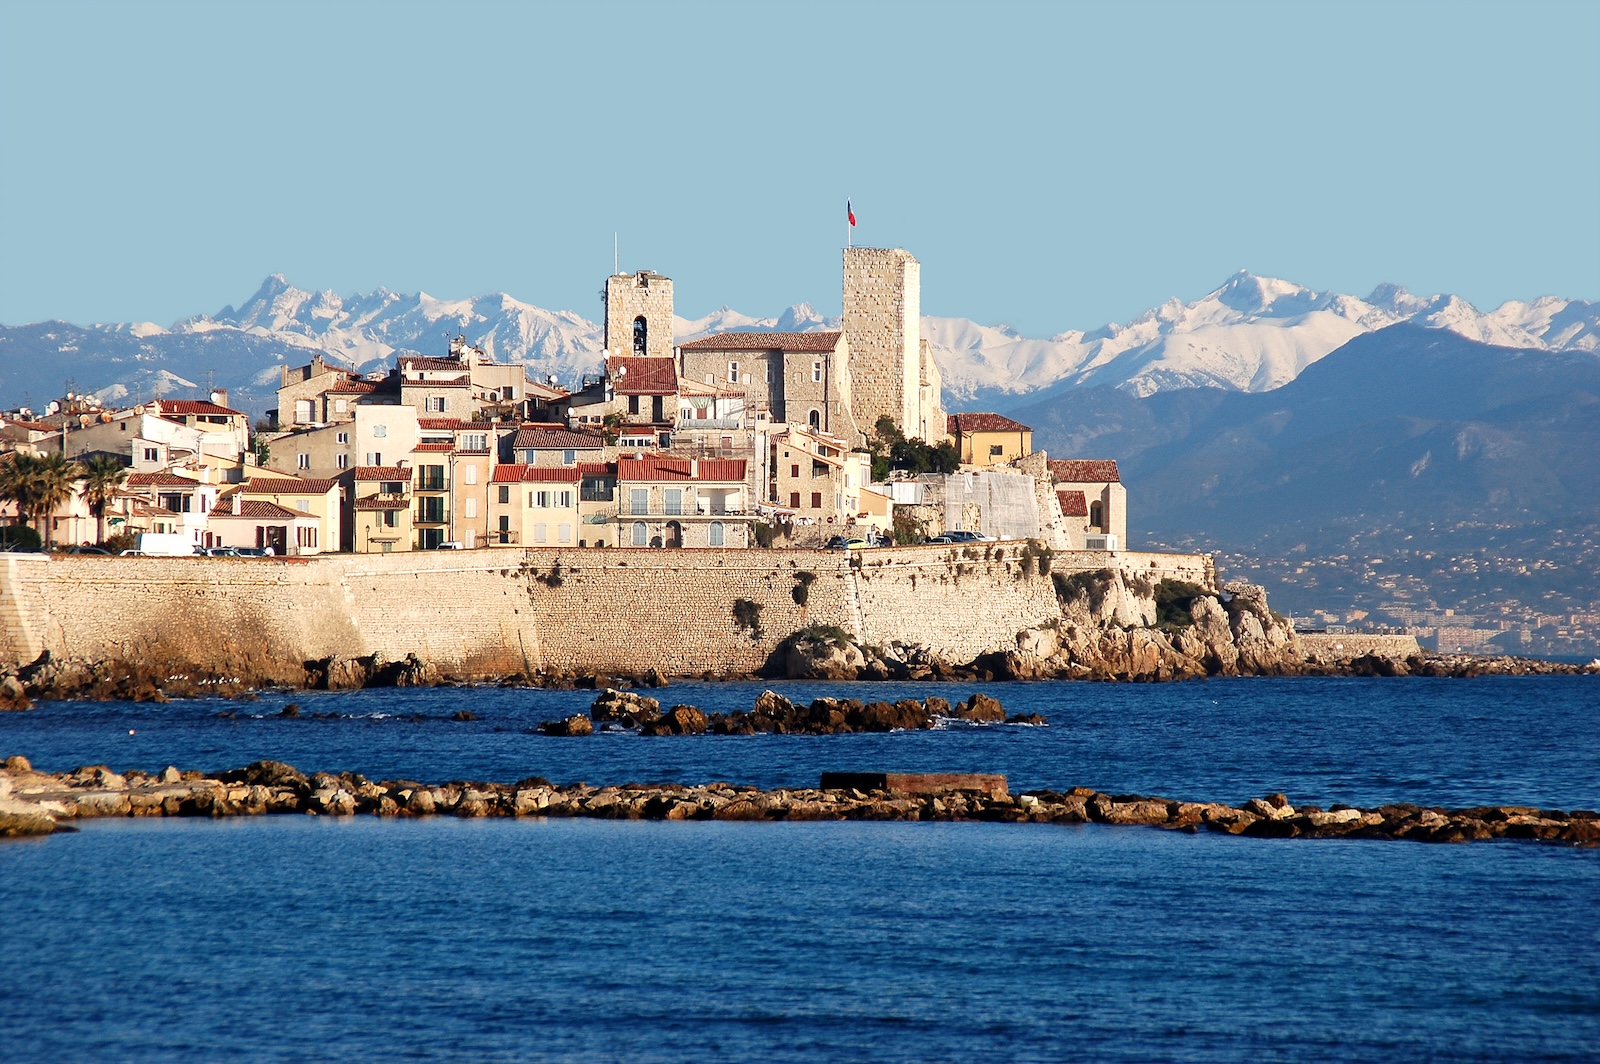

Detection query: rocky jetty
xmin=2 ymin=757 xmax=1593 ymax=847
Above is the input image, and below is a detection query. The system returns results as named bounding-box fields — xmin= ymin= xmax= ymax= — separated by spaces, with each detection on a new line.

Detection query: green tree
xmin=867 ymin=415 xmax=959 ymax=481
xmin=78 ymin=454 xmax=129 ymax=545
xmin=0 ymin=451 xmax=83 ymax=547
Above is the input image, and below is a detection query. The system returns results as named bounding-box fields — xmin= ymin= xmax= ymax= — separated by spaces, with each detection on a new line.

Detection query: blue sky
xmin=2 ymin=0 xmax=1596 ymax=335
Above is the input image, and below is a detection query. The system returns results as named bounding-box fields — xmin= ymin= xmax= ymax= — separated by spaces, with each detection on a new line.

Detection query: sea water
xmin=2 ymin=676 xmax=1597 ymax=1062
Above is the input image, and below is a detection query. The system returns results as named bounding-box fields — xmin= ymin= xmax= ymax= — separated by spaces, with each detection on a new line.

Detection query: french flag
xmin=847 ymin=200 xmax=856 ymax=227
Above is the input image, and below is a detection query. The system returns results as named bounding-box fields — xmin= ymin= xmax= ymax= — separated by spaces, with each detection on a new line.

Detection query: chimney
xmin=232 ymin=493 xmax=242 ymax=516
xmin=210 ymin=388 xmax=229 ymax=409
xmin=690 ymin=458 xmax=698 ymax=478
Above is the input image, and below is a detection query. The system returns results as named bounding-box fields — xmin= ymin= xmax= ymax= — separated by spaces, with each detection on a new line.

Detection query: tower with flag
xmin=846 ymin=199 xmax=856 ymax=247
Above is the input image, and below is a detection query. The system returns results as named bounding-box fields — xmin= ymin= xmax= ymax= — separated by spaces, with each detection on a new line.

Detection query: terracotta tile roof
xmin=490 ymin=464 xmax=583 ymax=484
xmin=126 ymin=472 xmax=202 ymax=487
xmin=576 ymin=462 xmax=616 ymax=476
xmin=353 ymin=466 xmax=410 ymax=481
xmin=246 ymin=477 xmax=340 ymax=494
xmin=404 ymin=377 xmax=469 ymax=388
xmin=417 ymin=418 xmax=479 ymax=430
xmin=513 ymin=427 xmax=605 ymax=450
xmin=398 ymin=356 xmax=470 ymax=371
xmin=616 ymin=456 xmax=746 ymax=483
xmin=154 ymin=399 xmax=246 ymax=417
xmin=209 ymin=499 xmax=303 ymax=520
xmin=354 ymin=497 xmax=410 ymax=511
xmin=1057 ymin=490 xmax=1088 ymax=517
xmin=412 ymin=442 xmax=455 ymax=452
xmin=948 ymin=412 xmax=1032 ymax=434
xmin=677 ymin=331 xmax=842 ymax=353
xmin=609 ymin=357 xmax=678 ymax=395
xmin=135 ymin=503 xmax=180 ymax=518
xmin=1049 ymin=459 xmax=1120 ymax=484
xmin=326 ymin=380 xmax=377 ymax=394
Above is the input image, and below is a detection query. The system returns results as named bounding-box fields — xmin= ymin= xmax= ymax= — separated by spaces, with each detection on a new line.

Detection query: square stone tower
xmin=842 ymin=247 xmax=936 ymax=441
xmin=605 ymin=271 xmax=675 ymax=361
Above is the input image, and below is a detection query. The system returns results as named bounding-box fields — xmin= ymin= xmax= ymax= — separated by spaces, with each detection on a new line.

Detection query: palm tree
xmin=0 ymin=452 xmax=37 ymax=538
xmin=30 ymin=453 xmax=82 ymax=548
xmin=78 ymin=454 xmax=129 ymax=545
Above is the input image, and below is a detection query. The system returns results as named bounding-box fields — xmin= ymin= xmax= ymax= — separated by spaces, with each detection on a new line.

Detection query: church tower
xmin=604 ymin=271 xmax=674 ymax=361
xmin=842 ymin=247 xmax=941 ymax=442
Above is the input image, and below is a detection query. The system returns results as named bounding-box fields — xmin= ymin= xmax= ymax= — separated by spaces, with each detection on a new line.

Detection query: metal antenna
xmin=614 ymin=233 xmax=619 ymax=276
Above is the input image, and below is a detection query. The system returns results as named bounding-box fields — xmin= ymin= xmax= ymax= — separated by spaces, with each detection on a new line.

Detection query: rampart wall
xmin=0 ymin=545 xmax=1216 ymax=680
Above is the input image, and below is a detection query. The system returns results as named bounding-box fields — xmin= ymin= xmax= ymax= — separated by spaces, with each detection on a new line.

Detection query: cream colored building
xmin=488 ymin=465 xmax=582 ymax=547
xmin=615 ymin=455 xmax=750 ymax=548
xmin=949 ymin=412 xmax=1034 ymax=467
xmin=351 ymin=464 xmax=412 ymax=554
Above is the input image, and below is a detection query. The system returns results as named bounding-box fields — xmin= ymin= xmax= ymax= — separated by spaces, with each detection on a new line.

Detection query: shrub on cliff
xmin=1154 ymin=579 xmax=1210 ymax=630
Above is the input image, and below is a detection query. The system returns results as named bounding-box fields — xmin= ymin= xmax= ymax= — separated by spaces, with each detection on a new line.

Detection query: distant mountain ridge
xmin=0 ymin=272 xmax=1593 ymax=415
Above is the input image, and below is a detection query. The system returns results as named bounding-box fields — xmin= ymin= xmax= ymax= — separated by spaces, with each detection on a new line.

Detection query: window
xmin=812 ymin=361 xmax=822 ymax=383
xmin=633 ymin=315 xmax=647 ymax=356
xmin=425 ymin=397 xmax=447 ymax=413
xmin=498 ymin=485 xmax=510 ymax=504
xmin=372 ymin=425 xmax=388 ymax=438
xmin=562 ymin=449 xmax=576 ymax=466
xmin=628 ymin=395 xmax=640 ymax=415
xmin=297 ymin=500 xmax=310 ymax=512
xmin=728 ymin=361 xmax=739 ymax=383
xmin=789 ymin=492 xmax=800 ymax=508
xmin=464 ymin=498 xmax=476 ymax=518
xmin=380 ymin=541 xmax=393 ymax=552
xmin=335 ymin=400 xmax=347 ymax=413
xmin=336 ymin=432 xmax=349 ymax=444
xmin=665 ymin=488 xmax=682 ymax=516
xmin=811 ymin=492 xmax=822 ymax=509
xmin=382 ymin=510 xmax=397 ymax=528
xmin=503 ymin=386 xmax=515 ymax=399
xmin=631 ymin=521 xmax=647 ymax=546
xmin=295 ymin=399 xmax=312 ymax=422
xmin=808 ymin=409 xmax=821 ymax=430
xmin=533 ymin=522 xmax=547 ymax=544
xmin=708 ymin=521 xmax=725 ymax=547
xmin=419 ymin=465 xmax=445 ymax=491
xmin=297 ymin=453 xmax=309 ymax=469
xmin=790 ymin=464 xmax=799 ymax=478
xmin=462 ymin=433 xmax=486 ymax=451
xmin=463 ymin=466 xmax=476 ymax=485
xmin=766 ymin=362 xmax=775 ymax=383
xmin=556 ymin=490 xmax=572 ymax=508
xmin=497 ymin=515 xmax=510 ymax=543
xmin=990 ymin=444 xmax=1004 ymax=457
xmin=366 ymin=452 xmax=382 ymax=465
xmin=558 ymin=523 xmax=572 ymax=544
xmin=532 ymin=490 xmax=550 ymax=508
xmin=381 ymin=481 xmax=402 ymax=495
xmin=1090 ymin=501 xmax=1104 ymax=530
xmin=844 ymin=474 xmax=852 ymax=488
xmin=630 ymin=487 xmax=648 ymax=515
xmin=336 ymin=454 xmax=349 ymax=470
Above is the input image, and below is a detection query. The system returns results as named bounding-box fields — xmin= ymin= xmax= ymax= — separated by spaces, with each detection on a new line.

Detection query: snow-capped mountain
xmin=929 ymin=272 xmax=1600 ymax=402
xmin=0 ymin=272 xmax=1593 ymax=416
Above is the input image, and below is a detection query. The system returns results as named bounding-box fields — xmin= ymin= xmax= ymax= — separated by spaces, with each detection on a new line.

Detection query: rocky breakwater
xmin=2 ymin=757 xmax=1594 ymax=847
xmin=539 ymin=688 xmax=1046 ymax=737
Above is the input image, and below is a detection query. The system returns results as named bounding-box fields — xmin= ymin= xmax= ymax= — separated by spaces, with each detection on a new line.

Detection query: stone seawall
xmin=0 ymin=545 xmax=1216 ymax=682
xmin=1298 ymin=633 xmax=1423 ymax=660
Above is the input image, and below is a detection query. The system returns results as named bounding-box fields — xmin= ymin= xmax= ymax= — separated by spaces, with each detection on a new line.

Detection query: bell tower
xmin=604 ymin=271 xmax=675 ymax=361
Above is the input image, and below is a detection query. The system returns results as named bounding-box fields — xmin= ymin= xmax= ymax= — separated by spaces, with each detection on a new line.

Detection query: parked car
xmin=201 ymin=547 xmax=241 ymax=557
xmin=941 ymin=530 xmax=995 ymax=543
xmin=437 ymin=541 xmax=465 ymax=550
xmin=825 ymin=535 xmax=869 ymax=550
xmin=232 ymin=547 xmax=270 ymax=557
xmin=63 ymin=545 xmax=112 ymax=555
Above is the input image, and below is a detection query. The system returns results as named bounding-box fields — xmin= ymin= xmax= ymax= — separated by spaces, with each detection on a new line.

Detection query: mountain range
xmin=1 ymin=272 xmax=1594 ymax=417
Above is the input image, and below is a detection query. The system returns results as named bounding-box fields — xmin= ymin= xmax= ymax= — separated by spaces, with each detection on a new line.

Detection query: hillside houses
xmin=0 ymin=246 xmax=1131 ymax=556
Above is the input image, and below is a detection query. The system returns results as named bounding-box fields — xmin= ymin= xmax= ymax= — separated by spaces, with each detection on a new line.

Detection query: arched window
xmin=808 ymin=408 xmax=821 ymax=430
xmin=631 ymin=521 xmax=647 ymax=547
xmin=1089 ymin=501 xmax=1103 ymax=530
xmin=708 ymin=521 xmax=725 ymax=547
xmin=633 ymin=316 xmax=648 ymax=356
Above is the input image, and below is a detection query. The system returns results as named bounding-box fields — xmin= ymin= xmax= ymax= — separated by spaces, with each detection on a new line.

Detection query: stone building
xmin=1049 ymin=459 xmax=1127 ymax=549
xmin=615 ymin=456 xmax=750 ymax=548
xmin=677 ymin=331 xmax=858 ymax=445
xmin=605 ymin=271 xmax=675 ymax=361
xmin=769 ymin=426 xmax=873 ymax=532
xmin=842 ymin=248 xmax=944 ymax=443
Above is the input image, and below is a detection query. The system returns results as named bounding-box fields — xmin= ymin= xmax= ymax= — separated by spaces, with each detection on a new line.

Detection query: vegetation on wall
xmin=791 ymin=571 xmax=816 ymax=606
xmin=868 ymin=416 xmax=959 ymax=482
xmin=1154 ymin=578 xmax=1209 ymax=630
xmin=732 ymin=598 xmax=764 ymax=640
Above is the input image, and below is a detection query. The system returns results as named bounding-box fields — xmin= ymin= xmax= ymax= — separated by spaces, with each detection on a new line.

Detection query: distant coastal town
xmin=0 ymin=248 xmax=1126 ymax=561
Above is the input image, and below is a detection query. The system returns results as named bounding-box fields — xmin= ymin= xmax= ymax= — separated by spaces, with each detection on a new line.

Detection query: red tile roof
xmin=417 ymin=418 xmax=480 ymax=430
xmin=576 ymin=462 xmax=616 ymax=476
xmin=398 ymin=356 xmax=470 ymax=371
xmin=616 ymin=456 xmax=746 ymax=483
xmin=245 ymin=477 xmax=340 ymax=494
xmin=677 ymin=331 xmax=842 ymax=353
xmin=513 ymin=427 xmax=605 ymax=450
xmin=354 ymin=498 xmax=410 ymax=511
xmin=209 ymin=499 xmax=304 ymax=520
xmin=404 ymin=377 xmax=470 ymax=388
xmin=126 ymin=472 xmax=201 ymax=487
xmin=325 ymin=380 xmax=378 ymax=394
xmin=490 ymin=464 xmax=583 ymax=484
xmin=154 ymin=399 xmax=245 ymax=417
xmin=948 ymin=412 xmax=1032 ymax=434
xmin=1049 ymin=459 xmax=1120 ymax=484
xmin=1056 ymin=490 xmax=1088 ymax=517
xmin=412 ymin=442 xmax=455 ymax=452
xmin=609 ymin=357 xmax=678 ymax=395
xmin=353 ymin=466 xmax=410 ymax=481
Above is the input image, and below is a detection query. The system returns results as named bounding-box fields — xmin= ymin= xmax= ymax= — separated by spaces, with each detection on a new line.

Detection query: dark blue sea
xmin=3 ymin=676 xmax=1597 ymax=1062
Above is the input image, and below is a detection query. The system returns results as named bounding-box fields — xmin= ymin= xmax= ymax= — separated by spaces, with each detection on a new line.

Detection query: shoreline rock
xmin=1 ymin=758 xmax=1594 ymax=847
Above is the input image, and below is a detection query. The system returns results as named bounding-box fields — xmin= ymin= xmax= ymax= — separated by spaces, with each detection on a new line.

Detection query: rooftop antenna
xmin=613 ymin=232 xmax=619 ymax=276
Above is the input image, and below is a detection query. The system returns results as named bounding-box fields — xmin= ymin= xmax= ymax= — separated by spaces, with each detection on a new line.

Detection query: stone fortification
xmin=842 ymin=248 xmax=923 ymax=440
xmin=1297 ymin=633 xmax=1422 ymax=661
xmin=0 ymin=545 xmax=1215 ymax=689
